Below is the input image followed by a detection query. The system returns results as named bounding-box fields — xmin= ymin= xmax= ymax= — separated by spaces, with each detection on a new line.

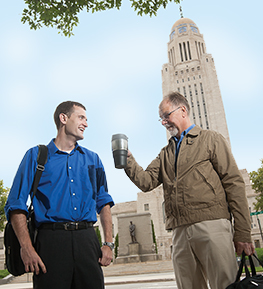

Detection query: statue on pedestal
xmin=129 ymin=221 xmax=137 ymax=243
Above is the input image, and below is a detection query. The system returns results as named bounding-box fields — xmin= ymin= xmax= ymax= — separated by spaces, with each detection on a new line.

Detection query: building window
xmin=187 ymin=41 xmax=192 ymax=60
xmin=179 ymin=43 xmax=183 ymax=62
xmin=178 ymin=26 xmax=187 ymax=33
xmin=190 ymin=26 xmax=198 ymax=33
xmin=249 ymin=207 xmax=253 ymax=223
xmin=162 ymin=202 xmax=166 ymax=223
xmin=165 ymin=68 xmax=167 ymax=71
xmin=183 ymin=86 xmax=187 ymax=98
xmin=197 ymin=100 xmax=201 ymax=117
xmin=200 ymin=82 xmax=209 ymax=129
xmin=175 ymin=71 xmax=178 ymax=75
xmin=144 ymin=204 xmax=149 ymax=211
xmin=255 ymin=240 xmax=260 ymax=248
xmin=195 ymin=41 xmax=199 ymax=59
xmin=181 ymin=70 xmax=184 ymax=74
xmin=170 ymin=29 xmax=175 ymax=40
xmin=197 ymin=66 xmax=200 ymax=70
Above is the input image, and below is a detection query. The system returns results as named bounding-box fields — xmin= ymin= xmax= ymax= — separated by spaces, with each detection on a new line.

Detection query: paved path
xmin=0 ymin=260 xmax=175 ymax=288
xmin=0 ymin=272 xmax=175 ymax=288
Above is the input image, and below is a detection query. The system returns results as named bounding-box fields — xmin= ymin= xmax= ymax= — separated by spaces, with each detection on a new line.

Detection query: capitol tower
xmin=162 ymin=17 xmax=230 ymax=145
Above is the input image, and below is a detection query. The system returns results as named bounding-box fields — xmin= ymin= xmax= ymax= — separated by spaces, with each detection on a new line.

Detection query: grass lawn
xmin=0 ymin=270 xmax=10 ymax=279
xmin=242 ymin=267 xmax=263 ymax=273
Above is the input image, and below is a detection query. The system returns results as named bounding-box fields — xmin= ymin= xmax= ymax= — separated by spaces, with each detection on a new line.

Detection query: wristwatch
xmin=102 ymin=242 xmax=115 ymax=250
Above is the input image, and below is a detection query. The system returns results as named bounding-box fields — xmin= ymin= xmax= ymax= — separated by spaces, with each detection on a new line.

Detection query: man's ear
xmin=181 ymin=106 xmax=188 ymax=118
xmin=59 ymin=113 xmax=68 ymax=125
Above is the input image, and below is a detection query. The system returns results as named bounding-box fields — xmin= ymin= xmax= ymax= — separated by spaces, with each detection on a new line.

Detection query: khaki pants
xmin=172 ymin=219 xmax=238 ymax=289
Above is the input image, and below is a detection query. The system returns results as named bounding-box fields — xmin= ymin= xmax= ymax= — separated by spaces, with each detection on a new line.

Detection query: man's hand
xmin=10 ymin=210 xmax=47 ymax=275
xmin=99 ymin=245 xmax=113 ymax=267
xmin=234 ymin=241 xmax=255 ymax=256
xmin=21 ymin=244 xmax=47 ymax=274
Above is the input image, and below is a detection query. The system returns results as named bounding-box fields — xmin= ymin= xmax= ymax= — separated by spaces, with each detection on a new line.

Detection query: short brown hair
xmin=54 ymin=101 xmax=86 ymax=130
xmin=161 ymin=91 xmax=190 ymax=113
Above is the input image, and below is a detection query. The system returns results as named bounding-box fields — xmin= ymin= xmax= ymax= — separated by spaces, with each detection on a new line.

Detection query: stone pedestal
xmin=114 ymin=213 xmax=162 ymax=264
xmin=128 ymin=243 xmax=139 ymax=255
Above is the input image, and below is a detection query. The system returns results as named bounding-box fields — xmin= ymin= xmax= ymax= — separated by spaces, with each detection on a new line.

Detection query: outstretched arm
xmin=125 ymin=151 xmax=162 ymax=192
xmin=10 ymin=210 xmax=47 ymax=275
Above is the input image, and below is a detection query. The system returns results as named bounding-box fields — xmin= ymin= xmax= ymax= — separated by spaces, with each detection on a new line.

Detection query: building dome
xmin=171 ymin=17 xmax=197 ymax=32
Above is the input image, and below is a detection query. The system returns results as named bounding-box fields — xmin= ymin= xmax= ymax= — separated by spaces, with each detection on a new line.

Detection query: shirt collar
xmin=173 ymin=124 xmax=196 ymax=143
xmin=47 ymin=139 xmax=85 ymax=155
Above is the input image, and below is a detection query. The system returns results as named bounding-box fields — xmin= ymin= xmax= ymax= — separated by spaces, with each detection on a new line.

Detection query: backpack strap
xmin=28 ymin=145 xmax=48 ymax=210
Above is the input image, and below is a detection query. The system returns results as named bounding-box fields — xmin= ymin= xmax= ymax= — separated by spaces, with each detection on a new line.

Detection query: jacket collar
xmin=168 ymin=125 xmax=202 ymax=146
xmin=185 ymin=125 xmax=201 ymax=145
xmin=186 ymin=125 xmax=201 ymax=137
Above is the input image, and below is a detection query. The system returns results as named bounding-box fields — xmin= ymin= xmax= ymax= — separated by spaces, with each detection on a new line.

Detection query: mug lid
xmin=112 ymin=134 xmax=128 ymax=141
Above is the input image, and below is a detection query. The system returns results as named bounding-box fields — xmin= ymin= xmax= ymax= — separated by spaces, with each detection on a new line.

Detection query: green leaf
xmin=21 ymin=0 xmax=182 ymax=37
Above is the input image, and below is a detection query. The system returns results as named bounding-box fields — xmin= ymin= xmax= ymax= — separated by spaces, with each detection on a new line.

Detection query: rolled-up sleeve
xmin=95 ymin=158 xmax=114 ymax=214
xmin=5 ymin=147 xmax=38 ymax=222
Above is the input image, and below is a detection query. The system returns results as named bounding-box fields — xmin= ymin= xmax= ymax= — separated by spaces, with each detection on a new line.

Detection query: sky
xmin=0 ymin=0 xmax=262 ymax=204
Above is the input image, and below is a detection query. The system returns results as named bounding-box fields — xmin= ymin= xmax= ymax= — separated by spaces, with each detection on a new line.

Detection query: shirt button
xmin=73 ymin=193 xmax=75 ymax=196
xmin=69 ymin=166 xmax=72 ymax=169
xmin=71 ymin=179 xmax=74 ymax=182
xmin=74 ymin=207 xmax=77 ymax=210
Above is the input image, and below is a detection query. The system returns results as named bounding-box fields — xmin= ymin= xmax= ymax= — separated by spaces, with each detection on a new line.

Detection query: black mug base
xmin=113 ymin=150 xmax=127 ymax=169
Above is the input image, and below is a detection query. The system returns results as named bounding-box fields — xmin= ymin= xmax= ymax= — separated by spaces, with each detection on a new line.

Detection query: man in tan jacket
xmin=124 ymin=92 xmax=254 ymax=289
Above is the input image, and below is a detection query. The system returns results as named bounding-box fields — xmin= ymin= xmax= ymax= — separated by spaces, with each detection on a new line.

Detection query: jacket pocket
xmin=182 ymin=161 xmax=223 ymax=209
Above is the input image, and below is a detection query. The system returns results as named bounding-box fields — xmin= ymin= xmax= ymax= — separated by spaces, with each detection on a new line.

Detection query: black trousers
xmin=33 ymin=227 xmax=104 ymax=289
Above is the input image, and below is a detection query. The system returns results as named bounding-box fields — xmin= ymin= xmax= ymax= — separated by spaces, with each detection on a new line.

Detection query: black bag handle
xmin=28 ymin=145 xmax=48 ymax=211
xmin=235 ymin=251 xmax=263 ymax=282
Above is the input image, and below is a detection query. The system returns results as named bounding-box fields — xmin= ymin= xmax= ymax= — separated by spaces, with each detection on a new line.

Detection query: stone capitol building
xmin=96 ymin=17 xmax=262 ymax=261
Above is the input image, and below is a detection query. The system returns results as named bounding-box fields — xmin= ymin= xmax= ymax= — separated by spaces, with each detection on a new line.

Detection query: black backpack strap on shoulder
xmin=29 ymin=145 xmax=48 ymax=210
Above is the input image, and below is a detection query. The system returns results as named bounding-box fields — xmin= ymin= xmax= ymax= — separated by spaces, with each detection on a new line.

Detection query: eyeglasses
xmin=159 ymin=106 xmax=181 ymax=122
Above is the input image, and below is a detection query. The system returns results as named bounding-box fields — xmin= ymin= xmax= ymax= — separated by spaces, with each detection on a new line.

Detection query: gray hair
xmin=161 ymin=91 xmax=190 ymax=114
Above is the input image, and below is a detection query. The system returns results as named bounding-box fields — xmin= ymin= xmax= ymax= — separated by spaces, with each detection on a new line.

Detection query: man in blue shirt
xmin=5 ymin=101 xmax=114 ymax=289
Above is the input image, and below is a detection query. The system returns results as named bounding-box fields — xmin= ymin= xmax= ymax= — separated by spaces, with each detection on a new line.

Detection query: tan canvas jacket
xmin=125 ymin=125 xmax=252 ymax=243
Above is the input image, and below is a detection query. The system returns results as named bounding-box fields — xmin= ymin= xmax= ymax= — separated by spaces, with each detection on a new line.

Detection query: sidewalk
xmin=0 ymin=272 xmax=175 ymax=288
xmin=0 ymin=260 xmax=175 ymax=288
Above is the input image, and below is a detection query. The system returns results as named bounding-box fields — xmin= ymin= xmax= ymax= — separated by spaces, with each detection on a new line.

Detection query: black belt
xmin=39 ymin=221 xmax=93 ymax=231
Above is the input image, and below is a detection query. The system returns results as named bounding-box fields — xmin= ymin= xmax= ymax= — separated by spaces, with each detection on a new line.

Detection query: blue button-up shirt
xmin=5 ymin=140 xmax=114 ymax=227
xmin=173 ymin=124 xmax=196 ymax=170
